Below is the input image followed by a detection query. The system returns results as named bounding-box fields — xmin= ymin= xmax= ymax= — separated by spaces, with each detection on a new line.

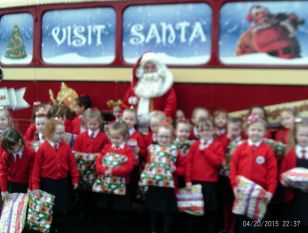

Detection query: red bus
xmin=1 ymin=0 xmax=308 ymax=132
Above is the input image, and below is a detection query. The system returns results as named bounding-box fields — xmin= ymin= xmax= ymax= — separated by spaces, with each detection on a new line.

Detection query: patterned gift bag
xmin=176 ymin=184 xmax=204 ymax=216
xmin=92 ymin=152 xmax=128 ymax=195
xmin=27 ymin=190 xmax=55 ymax=233
xmin=232 ymin=176 xmax=268 ymax=220
xmin=139 ymin=144 xmax=177 ymax=188
xmin=263 ymin=138 xmax=286 ymax=160
xmin=219 ymin=141 xmax=242 ymax=176
xmin=0 ymin=193 xmax=29 ymax=233
xmin=73 ymin=152 xmax=99 ymax=190
xmin=281 ymin=167 xmax=308 ymax=191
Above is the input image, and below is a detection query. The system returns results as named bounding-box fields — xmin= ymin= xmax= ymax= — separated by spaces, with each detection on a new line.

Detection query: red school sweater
xmin=128 ymin=130 xmax=147 ymax=158
xmin=32 ymin=141 xmax=79 ymax=189
xmin=24 ymin=123 xmax=36 ymax=142
xmin=95 ymin=144 xmax=135 ymax=184
xmin=73 ymin=131 xmax=110 ymax=153
xmin=229 ymin=141 xmax=277 ymax=193
xmin=186 ymin=140 xmax=224 ymax=183
xmin=0 ymin=145 xmax=35 ymax=191
xmin=279 ymin=149 xmax=299 ymax=202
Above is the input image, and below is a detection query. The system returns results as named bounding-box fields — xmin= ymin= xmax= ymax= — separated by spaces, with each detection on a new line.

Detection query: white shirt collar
xmin=13 ymin=146 xmax=24 ymax=160
xmin=248 ymin=139 xmax=262 ymax=147
xmin=200 ymin=137 xmax=213 ymax=148
xmin=48 ymin=140 xmax=59 ymax=148
xmin=193 ymin=127 xmax=199 ymax=138
xmin=88 ymin=129 xmax=100 ymax=138
xmin=129 ymin=127 xmax=136 ymax=136
xmin=112 ymin=142 xmax=125 ymax=149
xmin=216 ymin=128 xmax=226 ymax=135
xmin=295 ymin=145 xmax=308 ymax=159
xmin=38 ymin=132 xmax=44 ymax=142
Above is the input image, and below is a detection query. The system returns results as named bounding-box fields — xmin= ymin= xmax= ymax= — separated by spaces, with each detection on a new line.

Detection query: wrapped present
xmin=139 ymin=144 xmax=177 ymax=188
xmin=92 ymin=152 xmax=128 ymax=195
xmin=232 ymin=176 xmax=268 ymax=220
xmin=176 ymin=184 xmax=204 ymax=216
xmin=174 ymin=139 xmax=194 ymax=156
xmin=0 ymin=193 xmax=29 ymax=233
xmin=281 ymin=167 xmax=308 ymax=191
xmin=73 ymin=152 xmax=99 ymax=190
xmin=263 ymin=138 xmax=286 ymax=159
xmin=27 ymin=190 xmax=55 ymax=233
xmin=220 ymin=141 xmax=242 ymax=177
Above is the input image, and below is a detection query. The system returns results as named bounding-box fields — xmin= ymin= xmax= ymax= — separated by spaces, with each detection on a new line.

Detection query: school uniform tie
xmin=300 ymin=149 xmax=306 ymax=159
xmin=90 ymin=132 xmax=95 ymax=140
xmin=54 ymin=143 xmax=59 ymax=151
xmin=252 ymin=144 xmax=257 ymax=151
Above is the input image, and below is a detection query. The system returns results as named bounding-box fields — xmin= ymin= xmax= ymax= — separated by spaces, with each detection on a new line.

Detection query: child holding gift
xmin=140 ymin=122 xmax=178 ymax=233
xmin=95 ymin=121 xmax=135 ymax=232
xmin=32 ymin=118 xmax=79 ymax=233
xmin=230 ymin=114 xmax=277 ymax=233
xmin=280 ymin=121 xmax=308 ymax=231
xmin=185 ymin=118 xmax=224 ymax=233
xmin=1 ymin=128 xmax=35 ymax=200
xmin=73 ymin=107 xmax=110 ymax=224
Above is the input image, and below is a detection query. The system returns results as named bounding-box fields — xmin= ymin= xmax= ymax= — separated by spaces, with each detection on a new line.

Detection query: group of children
xmin=0 ymin=98 xmax=307 ymax=233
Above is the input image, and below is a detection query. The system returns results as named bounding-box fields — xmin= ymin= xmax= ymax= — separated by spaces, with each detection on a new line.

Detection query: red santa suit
xmin=123 ymin=52 xmax=177 ymax=119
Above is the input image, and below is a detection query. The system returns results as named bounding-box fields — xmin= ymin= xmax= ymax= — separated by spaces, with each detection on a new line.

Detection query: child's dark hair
xmin=248 ymin=104 xmax=267 ymax=120
xmin=1 ymin=128 xmax=25 ymax=153
xmin=213 ymin=108 xmax=228 ymax=118
xmin=109 ymin=121 xmax=129 ymax=137
xmin=75 ymin=95 xmax=92 ymax=109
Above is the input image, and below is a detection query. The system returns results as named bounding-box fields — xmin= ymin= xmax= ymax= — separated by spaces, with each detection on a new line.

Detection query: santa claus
xmin=236 ymin=5 xmax=304 ymax=58
xmin=123 ymin=52 xmax=177 ymax=121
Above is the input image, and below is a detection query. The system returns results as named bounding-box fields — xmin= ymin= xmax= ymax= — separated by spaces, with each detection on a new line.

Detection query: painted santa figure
xmin=236 ymin=5 xmax=304 ymax=58
xmin=123 ymin=52 xmax=177 ymax=123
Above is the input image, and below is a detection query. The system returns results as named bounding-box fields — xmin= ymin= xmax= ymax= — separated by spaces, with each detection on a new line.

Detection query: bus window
xmin=219 ymin=1 xmax=307 ymax=65
xmin=0 ymin=13 xmax=33 ymax=65
xmin=122 ymin=3 xmax=211 ymax=65
xmin=42 ymin=7 xmax=116 ymax=64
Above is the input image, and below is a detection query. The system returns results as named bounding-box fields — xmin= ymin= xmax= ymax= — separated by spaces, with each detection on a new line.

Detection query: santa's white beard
xmin=135 ymin=72 xmax=164 ymax=98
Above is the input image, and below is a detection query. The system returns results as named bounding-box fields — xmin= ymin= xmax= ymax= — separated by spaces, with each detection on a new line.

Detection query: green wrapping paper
xmin=27 ymin=190 xmax=55 ymax=233
xmin=92 ymin=152 xmax=128 ymax=195
xmin=73 ymin=152 xmax=100 ymax=190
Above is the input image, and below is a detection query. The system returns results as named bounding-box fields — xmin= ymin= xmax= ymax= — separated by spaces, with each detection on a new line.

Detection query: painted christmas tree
xmin=5 ymin=24 xmax=27 ymax=59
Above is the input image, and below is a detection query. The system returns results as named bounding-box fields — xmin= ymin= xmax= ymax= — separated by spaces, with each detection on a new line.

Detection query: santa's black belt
xmin=268 ymin=45 xmax=299 ymax=56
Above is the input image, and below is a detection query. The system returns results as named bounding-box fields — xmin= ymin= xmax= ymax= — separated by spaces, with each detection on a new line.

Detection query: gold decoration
xmin=106 ymin=99 xmax=123 ymax=109
xmin=49 ymin=82 xmax=78 ymax=111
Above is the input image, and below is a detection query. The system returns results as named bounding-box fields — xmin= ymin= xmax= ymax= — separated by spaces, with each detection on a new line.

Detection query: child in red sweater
xmin=32 ymin=118 xmax=79 ymax=233
xmin=213 ymin=108 xmax=228 ymax=143
xmin=185 ymin=118 xmax=224 ymax=233
xmin=230 ymin=114 xmax=277 ymax=233
xmin=1 ymin=128 xmax=35 ymax=200
xmin=73 ymin=107 xmax=110 ymax=224
xmin=95 ymin=121 xmax=135 ymax=232
xmin=280 ymin=122 xmax=308 ymax=231
xmin=140 ymin=123 xmax=178 ymax=233
xmin=275 ymin=108 xmax=296 ymax=144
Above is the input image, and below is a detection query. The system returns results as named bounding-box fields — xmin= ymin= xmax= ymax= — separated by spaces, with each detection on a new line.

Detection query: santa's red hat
xmin=246 ymin=5 xmax=269 ymax=22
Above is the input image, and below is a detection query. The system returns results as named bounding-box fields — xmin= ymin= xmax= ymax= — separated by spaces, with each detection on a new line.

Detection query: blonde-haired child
xmin=32 ymin=118 xmax=79 ymax=232
xmin=73 ymin=107 xmax=110 ymax=224
xmin=185 ymin=118 xmax=224 ymax=233
xmin=230 ymin=114 xmax=277 ymax=233
xmin=190 ymin=107 xmax=210 ymax=140
xmin=140 ymin=123 xmax=178 ymax=233
xmin=144 ymin=111 xmax=167 ymax=147
xmin=95 ymin=121 xmax=135 ymax=232
xmin=280 ymin=122 xmax=308 ymax=230
xmin=0 ymin=109 xmax=14 ymax=139
xmin=213 ymin=108 xmax=228 ymax=142
xmin=275 ymin=108 xmax=297 ymax=144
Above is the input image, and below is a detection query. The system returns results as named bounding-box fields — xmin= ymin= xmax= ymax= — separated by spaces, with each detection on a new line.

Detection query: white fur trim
xmin=137 ymin=98 xmax=150 ymax=117
xmin=135 ymin=53 xmax=173 ymax=98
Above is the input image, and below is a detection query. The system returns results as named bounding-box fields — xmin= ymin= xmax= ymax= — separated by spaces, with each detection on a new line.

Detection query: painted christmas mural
xmin=0 ymin=13 xmax=33 ymax=64
xmin=123 ymin=3 xmax=211 ymax=65
xmin=41 ymin=8 xmax=116 ymax=64
xmin=220 ymin=1 xmax=308 ymax=65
